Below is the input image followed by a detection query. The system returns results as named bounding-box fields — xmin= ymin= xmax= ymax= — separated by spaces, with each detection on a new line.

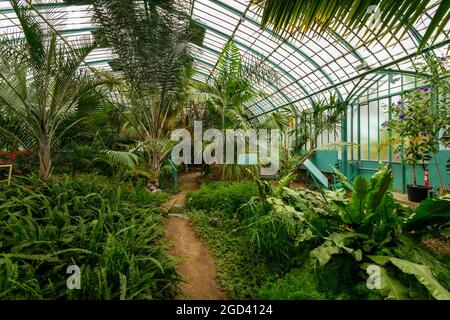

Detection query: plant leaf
xmin=389 ymin=257 xmax=450 ymax=300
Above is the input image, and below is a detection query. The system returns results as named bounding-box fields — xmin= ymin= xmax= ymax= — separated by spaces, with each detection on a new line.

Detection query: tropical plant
xmin=200 ymin=40 xmax=278 ymax=180
xmin=365 ymin=255 xmax=450 ymax=300
xmin=295 ymin=95 xmax=347 ymax=151
xmin=259 ymin=107 xmax=295 ymax=173
xmin=242 ymin=165 xmax=450 ymax=298
xmin=0 ymin=174 xmax=177 ymax=299
xmin=384 ymin=86 xmax=447 ymax=186
xmin=404 ymin=195 xmax=450 ymax=229
xmin=0 ymin=0 xmax=111 ymax=179
xmin=252 ymin=0 xmax=450 ymax=52
xmin=305 ymin=167 xmax=450 ymax=299
xmin=92 ymin=0 xmax=194 ymax=187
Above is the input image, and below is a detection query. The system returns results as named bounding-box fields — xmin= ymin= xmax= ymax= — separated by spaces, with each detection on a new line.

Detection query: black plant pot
xmin=407 ymin=185 xmax=429 ymax=203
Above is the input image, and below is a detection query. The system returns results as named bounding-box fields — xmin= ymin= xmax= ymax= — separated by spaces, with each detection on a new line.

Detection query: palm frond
xmin=99 ymin=149 xmax=140 ymax=170
xmin=252 ymin=0 xmax=449 ymax=52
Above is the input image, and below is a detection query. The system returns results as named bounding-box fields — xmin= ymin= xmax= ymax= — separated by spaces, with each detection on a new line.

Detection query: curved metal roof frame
xmin=0 ymin=0 xmax=449 ymax=120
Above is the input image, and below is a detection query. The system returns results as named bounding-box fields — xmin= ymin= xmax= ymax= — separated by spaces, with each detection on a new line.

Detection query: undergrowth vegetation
xmin=187 ymin=181 xmax=259 ymax=215
xmin=190 ymin=209 xmax=270 ymax=299
xmin=187 ymin=169 xmax=450 ymax=300
xmin=0 ymin=174 xmax=178 ymax=299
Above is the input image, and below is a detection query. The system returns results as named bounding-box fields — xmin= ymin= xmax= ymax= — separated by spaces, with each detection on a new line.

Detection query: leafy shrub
xmin=258 ymin=265 xmax=325 ymax=300
xmin=258 ymin=255 xmax=383 ymax=300
xmin=0 ymin=149 xmax=38 ymax=176
xmin=243 ymin=199 xmax=317 ymax=271
xmin=126 ymin=186 xmax=169 ymax=207
xmin=187 ymin=181 xmax=259 ymax=215
xmin=0 ymin=174 xmax=178 ymax=299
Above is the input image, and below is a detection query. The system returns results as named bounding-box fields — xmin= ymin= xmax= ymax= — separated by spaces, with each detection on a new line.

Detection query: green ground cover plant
xmin=187 ymin=181 xmax=259 ymax=215
xmin=187 ymin=170 xmax=450 ymax=300
xmin=189 ymin=209 xmax=271 ymax=299
xmin=0 ymin=174 xmax=177 ymax=299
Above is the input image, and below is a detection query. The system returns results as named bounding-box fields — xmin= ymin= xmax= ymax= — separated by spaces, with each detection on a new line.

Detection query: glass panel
xmin=360 ymin=104 xmax=369 ymax=160
xmin=368 ymin=100 xmax=378 ymax=161
xmin=391 ymin=95 xmax=402 ymax=162
xmin=379 ymin=99 xmax=390 ymax=161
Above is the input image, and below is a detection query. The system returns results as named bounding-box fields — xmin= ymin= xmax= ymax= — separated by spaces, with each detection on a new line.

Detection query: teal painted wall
xmin=337 ymin=151 xmax=449 ymax=193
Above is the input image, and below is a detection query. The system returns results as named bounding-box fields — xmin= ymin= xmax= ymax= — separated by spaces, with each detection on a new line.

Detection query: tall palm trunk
xmin=221 ymin=104 xmax=226 ymax=180
xmin=148 ymin=151 xmax=161 ymax=189
xmin=39 ymin=129 xmax=52 ymax=179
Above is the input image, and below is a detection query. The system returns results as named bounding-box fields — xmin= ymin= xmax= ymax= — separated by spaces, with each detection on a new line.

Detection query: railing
xmin=0 ymin=165 xmax=13 ymax=186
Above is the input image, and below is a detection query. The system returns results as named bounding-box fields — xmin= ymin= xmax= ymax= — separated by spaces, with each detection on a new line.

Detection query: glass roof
xmin=1 ymin=0 xmax=449 ymax=120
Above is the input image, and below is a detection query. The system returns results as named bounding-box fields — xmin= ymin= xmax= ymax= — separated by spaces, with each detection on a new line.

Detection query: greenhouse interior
xmin=0 ymin=0 xmax=449 ymax=302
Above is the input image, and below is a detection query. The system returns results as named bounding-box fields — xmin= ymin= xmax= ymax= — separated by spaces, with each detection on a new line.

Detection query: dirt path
xmin=163 ymin=172 xmax=227 ymax=300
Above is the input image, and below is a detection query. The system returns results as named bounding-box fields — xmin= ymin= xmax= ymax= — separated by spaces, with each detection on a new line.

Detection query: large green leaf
xmin=404 ymin=197 xmax=450 ymax=229
xmin=367 ymin=167 xmax=393 ymax=212
xmin=369 ymin=255 xmax=450 ymax=300
xmin=363 ymin=263 xmax=410 ymax=300
xmin=310 ymin=240 xmax=342 ymax=266
xmin=310 ymin=232 xmax=360 ymax=266
xmin=389 ymin=257 xmax=450 ymax=300
xmin=348 ymin=176 xmax=371 ymax=222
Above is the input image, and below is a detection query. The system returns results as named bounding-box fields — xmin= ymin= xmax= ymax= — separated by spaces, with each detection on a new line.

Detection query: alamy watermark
xmin=366 ymin=265 xmax=382 ymax=290
xmin=171 ymin=121 xmax=281 ymax=176
xmin=66 ymin=265 xmax=81 ymax=290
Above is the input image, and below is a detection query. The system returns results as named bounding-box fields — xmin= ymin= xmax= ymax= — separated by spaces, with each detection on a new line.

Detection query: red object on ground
xmin=424 ymin=171 xmax=429 ymax=187
xmin=424 ymin=170 xmax=433 ymax=189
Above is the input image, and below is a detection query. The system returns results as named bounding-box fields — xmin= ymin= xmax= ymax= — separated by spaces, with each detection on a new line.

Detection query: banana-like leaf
xmin=310 ymin=232 xmax=360 ymax=266
xmin=368 ymin=255 xmax=450 ymax=300
xmin=348 ymin=176 xmax=371 ymax=222
xmin=404 ymin=197 xmax=450 ymax=229
xmin=367 ymin=167 xmax=393 ymax=211
xmin=362 ymin=263 xmax=410 ymax=300
xmin=389 ymin=257 xmax=450 ymax=300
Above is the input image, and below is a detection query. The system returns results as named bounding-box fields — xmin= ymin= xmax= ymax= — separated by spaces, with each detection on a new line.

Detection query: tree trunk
xmin=221 ymin=105 xmax=226 ymax=181
xmin=284 ymin=131 xmax=289 ymax=168
xmin=39 ymin=130 xmax=52 ymax=179
xmin=411 ymin=164 xmax=417 ymax=186
xmin=148 ymin=151 xmax=161 ymax=190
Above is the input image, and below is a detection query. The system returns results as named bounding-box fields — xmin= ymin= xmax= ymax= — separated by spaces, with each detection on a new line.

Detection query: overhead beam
xmin=209 ymin=0 xmax=342 ymax=101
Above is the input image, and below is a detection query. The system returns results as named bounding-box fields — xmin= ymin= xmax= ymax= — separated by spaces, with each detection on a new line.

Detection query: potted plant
xmin=383 ymin=86 xmax=444 ymax=202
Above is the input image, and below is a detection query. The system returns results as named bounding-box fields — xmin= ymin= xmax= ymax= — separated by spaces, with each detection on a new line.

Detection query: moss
xmin=257 ymin=265 xmax=325 ymax=300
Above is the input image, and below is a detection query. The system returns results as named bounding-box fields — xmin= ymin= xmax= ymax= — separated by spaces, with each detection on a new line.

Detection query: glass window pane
xmin=352 ymin=105 xmax=359 ymax=160
xmin=360 ymin=104 xmax=369 ymax=160
xmin=379 ymin=99 xmax=390 ymax=161
xmin=369 ymin=101 xmax=378 ymax=161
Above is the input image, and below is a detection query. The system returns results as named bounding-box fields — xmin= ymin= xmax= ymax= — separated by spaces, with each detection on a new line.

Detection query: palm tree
xmin=200 ymin=40 xmax=277 ymax=180
xmin=92 ymin=0 xmax=194 ymax=187
xmin=0 ymin=0 xmax=108 ymax=179
xmin=260 ymin=107 xmax=295 ymax=171
xmin=295 ymin=95 xmax=347 ymax=151
xmin=252 ymin=0 xmax=450 ymax=51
